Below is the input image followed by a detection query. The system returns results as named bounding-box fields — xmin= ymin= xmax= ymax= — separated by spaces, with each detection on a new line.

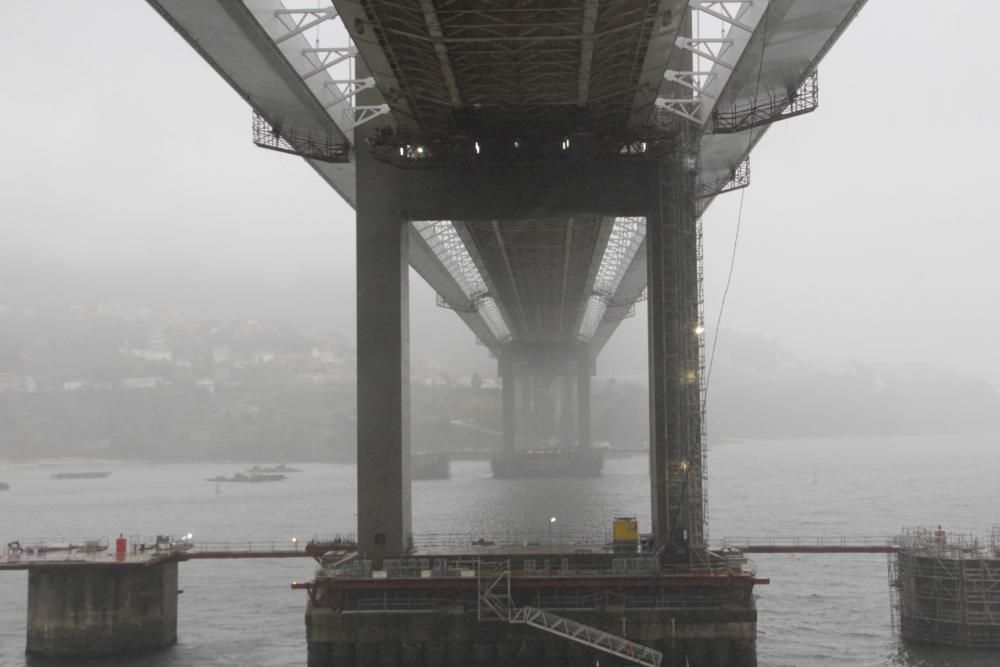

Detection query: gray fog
xmin=1 ymin=1 xmax=997 ymax=387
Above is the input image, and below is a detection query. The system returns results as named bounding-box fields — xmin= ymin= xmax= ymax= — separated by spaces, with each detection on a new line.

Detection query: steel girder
xmin=460 ymin=217 xmax=609 ymax=344
xmin=333 ymin=0 xmax=679 ymax=142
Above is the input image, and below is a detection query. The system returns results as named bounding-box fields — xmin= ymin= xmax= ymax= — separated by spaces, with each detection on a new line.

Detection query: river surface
xmin=1 ymin=435 xmax=998 ymax=666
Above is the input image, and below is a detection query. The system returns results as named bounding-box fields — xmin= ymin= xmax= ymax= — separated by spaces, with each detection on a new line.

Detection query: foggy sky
xmin=1 ymin=2 xmax=997 ymax=387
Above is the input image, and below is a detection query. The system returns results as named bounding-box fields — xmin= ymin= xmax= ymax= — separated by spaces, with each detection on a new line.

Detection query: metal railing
xmin=515 ymin=606 xmax=662 ymax=667
xmin=251 ymin=111 xmax=350 ymax=163
xmin=720 ymin=535 xmax=894 ymax=548
xmin=185 ymin=541 xmax=301 ymax=554
xmin=411 ymin=529 xmax=617 ymax=552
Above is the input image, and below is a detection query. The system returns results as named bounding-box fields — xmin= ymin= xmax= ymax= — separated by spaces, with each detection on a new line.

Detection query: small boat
xmin=247 ymin=464 xmax=302 ymax=473
xmin=206 ymin=472 xmax=287 ymax=483
xmin=411 ymin=453 xmax=450 ymax=480
xmin=51 ymin=471 xmax=112 ymax=480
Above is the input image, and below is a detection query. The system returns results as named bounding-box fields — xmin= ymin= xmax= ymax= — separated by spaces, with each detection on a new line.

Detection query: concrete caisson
xmin=304 ymin=552 xmax=758 ymax=667
xmin=307 ymin=602 xmax=756 ymax=667
xmin=26 ymin=560 xmax=179 ymax=658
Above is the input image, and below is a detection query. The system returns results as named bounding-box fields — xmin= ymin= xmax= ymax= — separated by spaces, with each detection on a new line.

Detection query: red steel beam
xmin=181 ymin=551 xmax=318 ymax=560
xmin=740 ymin=545 xmax=898 ymax=554
xmin=302 ymin=573 xmax=765 ymax=592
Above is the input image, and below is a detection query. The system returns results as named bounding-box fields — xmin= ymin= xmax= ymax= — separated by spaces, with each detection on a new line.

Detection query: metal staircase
xmin=477 ymin=560 xmax=663 ymax=667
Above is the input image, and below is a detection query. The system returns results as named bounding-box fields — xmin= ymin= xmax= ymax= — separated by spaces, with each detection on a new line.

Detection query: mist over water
xmin=2 ymin=435 xmax=998 ymax=666
xmin=1 ymin=2 xmax=999 ymax=666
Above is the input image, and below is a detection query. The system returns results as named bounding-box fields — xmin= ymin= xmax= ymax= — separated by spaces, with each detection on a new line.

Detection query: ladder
xmin=477 ymin=560 xmax=663 ymax=667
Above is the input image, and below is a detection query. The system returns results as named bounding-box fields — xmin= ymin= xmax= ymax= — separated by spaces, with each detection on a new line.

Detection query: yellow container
xmin=612 ymin=517 xmax=639 ymax=543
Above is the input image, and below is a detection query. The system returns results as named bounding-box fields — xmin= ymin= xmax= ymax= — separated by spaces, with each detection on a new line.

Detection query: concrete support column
xmin=577 ymin=349 xmax=592 ymax=448
xmin=27 ymin=561 xmax=178 ymax=657
xmin=540 ymin=375 xmax=557 ymax=443
xmin=500 ymin=356 xmax=516 ymax=451
xmin=558 ymin=374 xmax=575 ymax=447
xmin=356 ymin=135 xmax=411 ymax=558
xmin=518 ymin=374 xmax=532 ymax=445
xmin=646 ymin=141 xmax=704 ymax=562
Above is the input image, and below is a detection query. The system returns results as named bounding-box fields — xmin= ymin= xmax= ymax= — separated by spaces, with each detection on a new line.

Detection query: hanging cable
xmin=704 ymin=7 xmax=771 ymax=399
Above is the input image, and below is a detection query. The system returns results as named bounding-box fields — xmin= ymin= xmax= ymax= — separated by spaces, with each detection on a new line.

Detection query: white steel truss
xmin=690 ymin=1 xmax=756 ymax=33
xmin=258 ymin=2 xmax=391 ymax=135
xmin=579 ymin=217 xmax=646 ymax=340
xmin=323 ymin=77 xmax=376 ymax=109
xmin=675 ymin=37 xmax=735 ymax=70
xmin=413 ymin=221 xmax=487 ymax=300
xmin=300 ymin=46 xmax=357 ymax=79
xmin=655 ymin=97 xmax=703 ymax=124
xmin=477 ymin=298 xmax=511 ymax=345
xmin=594 ymin=218 xmax=646 ymax=299
xmin=273 ymin=7 xmax=338 ymax=44
xmin=343 ymin=104 xmax=390 ymax=130
xmin=413 ymin=220 xmax=512 ymax=344
xmin=657 ymin=1 xmax=769 ymax=126
xmin=663 ymin=70 xmax=718 ymax=98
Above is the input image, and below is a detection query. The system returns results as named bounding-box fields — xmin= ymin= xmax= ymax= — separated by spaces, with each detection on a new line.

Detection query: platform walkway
xmin=720 ymin=536 xmax=899 ymax=554
xmin=0 ymin=536 xmax=355 ymax=570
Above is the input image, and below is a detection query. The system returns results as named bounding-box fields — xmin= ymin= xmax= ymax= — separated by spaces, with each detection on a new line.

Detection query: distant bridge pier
xmin=499 ymin=344 xmax=593 ymax=448
xmin=558 ymin=373 xmax=575 ymax=447
xmin=577 ymin=346 xmax=592 ymax=448
xmin=500 ymin=355 xmax=516 ymax=451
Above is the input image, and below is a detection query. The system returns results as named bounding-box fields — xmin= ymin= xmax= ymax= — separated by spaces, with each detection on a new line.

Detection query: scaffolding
xmin=698 ymin=158 xmax=750 ymax=201
xmin=710 ymin=71 xmax=820 ymax=135
xmin=890 ymin=526 xmax=1000 ymax=648
xmin=251 ymin=111 xmax=349 ymax=163
xmin=653 ymin=124 xmax=707 ymax=560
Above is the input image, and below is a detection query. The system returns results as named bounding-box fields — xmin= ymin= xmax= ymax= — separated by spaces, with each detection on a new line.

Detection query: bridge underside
xmin=339 ymin=0 xmax=673 ymax=149
xmin=146 ymin=0 xmax=870 ymax=572
xmin=460 ymin=217 xmax=608 ymax=344
xmin=143 ymin=2 xmax=870 ymax=664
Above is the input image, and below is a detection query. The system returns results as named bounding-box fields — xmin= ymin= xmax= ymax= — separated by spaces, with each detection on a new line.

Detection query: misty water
xmin=1 ymin=435 xmax=998 ymax=667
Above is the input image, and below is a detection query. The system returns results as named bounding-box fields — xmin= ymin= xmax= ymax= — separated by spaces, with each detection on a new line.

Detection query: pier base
xmin=26 ymin=560 xmax=178 ymax=657
xmin=303 ymin=552 xmax=757 ymax=666
xmin=308 ymin=606 xmax=755 ymax=667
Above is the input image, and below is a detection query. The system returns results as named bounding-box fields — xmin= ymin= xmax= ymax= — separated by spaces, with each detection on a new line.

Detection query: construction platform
xmin=490 ymin=447 xmax=604 ymax=478
xmin=891 ymin=526 xmax=1000 ymax=648
xmin=298 ymin=544 xmax=763 ymax=667
xmin=411 ymin=453 xmax=451 ymax=480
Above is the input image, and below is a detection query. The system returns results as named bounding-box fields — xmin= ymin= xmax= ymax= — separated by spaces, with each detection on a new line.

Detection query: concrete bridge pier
xmin=500 ymin=354 xmax=516 ymax=451
xmin=498 ymin=345 xmax=593 ymax=449
xmin=577 ymin=346 xmax=592 ymax=448
xmin=311 ymin=153 xmax=756 ymax=665
xmin=26 ymin=560 xmax=178 ymax=658
xmin=646 ymin=139 xmax=706 ymax=563
xmin=355 ymin=124 xmax=411 ymax=561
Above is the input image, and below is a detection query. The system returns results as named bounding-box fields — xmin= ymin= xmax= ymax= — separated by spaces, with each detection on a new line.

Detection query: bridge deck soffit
xmin=335 ymin=0 xmax=685 ymax=155
xmin=462 ymin=218 xmax=607 ymax=344
xmin=148 ymin=0 xmax=868 ymax=354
